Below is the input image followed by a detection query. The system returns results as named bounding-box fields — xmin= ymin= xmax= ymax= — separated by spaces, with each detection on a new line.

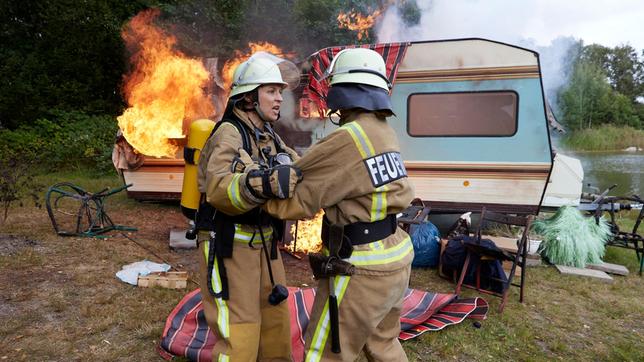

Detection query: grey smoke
xmin=376 ymin=0 xmax=579 ymax=112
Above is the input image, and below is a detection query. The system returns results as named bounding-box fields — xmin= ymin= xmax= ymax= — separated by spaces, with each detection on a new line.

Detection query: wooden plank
xmin=586 ymin=262 xmax=629 ymax=276
xmin=138 ymin=271 xmax=188 ymax=289
xmin=481 ymin=235 xmax=518 ymax=253
xmin=122 ymin=168 xmax=184 ymax=193
xmin=555 ymin=265 xmax=613 ymax=283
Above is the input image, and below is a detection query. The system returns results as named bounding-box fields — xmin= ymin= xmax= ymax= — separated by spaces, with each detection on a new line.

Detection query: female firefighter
xmin=196 ymin=53 xmax=302 ymax=362
xmin=263 ymin=48 xmax=414 ymax=361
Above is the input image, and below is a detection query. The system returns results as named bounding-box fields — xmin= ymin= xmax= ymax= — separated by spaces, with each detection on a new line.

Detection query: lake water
xmin=570 ymin=151 xmax=643 ymax=196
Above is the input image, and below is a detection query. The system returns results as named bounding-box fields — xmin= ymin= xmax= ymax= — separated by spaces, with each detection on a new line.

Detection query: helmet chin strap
xmin=253 ymin=101 xmax=280 ymax=122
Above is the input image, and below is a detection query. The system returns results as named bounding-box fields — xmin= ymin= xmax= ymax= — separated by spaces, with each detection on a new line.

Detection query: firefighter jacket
xmin=264 ymin=111 xmax=415 ymax=272
xmin=198 ymin=107 xmax=298 ymax=235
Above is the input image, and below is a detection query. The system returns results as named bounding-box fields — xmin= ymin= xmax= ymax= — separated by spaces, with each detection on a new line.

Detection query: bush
xmin=0 ymin=152 xmax=43 ymax=223
xmin=562 ymin=124 xmax=644 ymax=151
xmin=0 ymin=111 xmax=118 ymax=174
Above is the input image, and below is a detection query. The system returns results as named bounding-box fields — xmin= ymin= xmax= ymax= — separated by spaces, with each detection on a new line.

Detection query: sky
xmin=377 ymin=0 xmax=644 ymax=51
xmin=520 ymin=0 xmax=644 ymax=51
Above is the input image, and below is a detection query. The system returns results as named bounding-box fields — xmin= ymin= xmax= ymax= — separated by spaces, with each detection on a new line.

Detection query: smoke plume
xmin=376 ymin=0 xmax=579 ymax=112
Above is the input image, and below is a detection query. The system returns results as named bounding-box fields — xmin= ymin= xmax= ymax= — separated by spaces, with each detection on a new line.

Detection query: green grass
xmin=562 ymin=124 xmax=644 ymax=151
xmin=1 ymin=171 xmax=643 ymax=361
xmin=401 ymin=244 xmax=643 ymax=361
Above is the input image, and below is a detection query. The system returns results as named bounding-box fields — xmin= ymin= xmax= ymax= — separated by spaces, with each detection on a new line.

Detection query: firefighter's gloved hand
xmin=231 ymin=149 xmax=261 ymax=173
xmin=245 ymin=164 xmax=303 ymax=200
xmin=269 ymin=164 xmax=303 ymax=199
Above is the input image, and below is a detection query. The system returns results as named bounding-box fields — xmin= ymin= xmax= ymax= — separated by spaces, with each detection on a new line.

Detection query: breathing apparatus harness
xmin=193 ymin=106 xmax=289 ymax=304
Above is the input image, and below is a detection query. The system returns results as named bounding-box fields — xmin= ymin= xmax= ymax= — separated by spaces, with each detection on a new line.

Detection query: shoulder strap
xmin=264 ymin=123 xmax=286 ymax=154
xmin=209 ymin=116 xmax=251 ymax=154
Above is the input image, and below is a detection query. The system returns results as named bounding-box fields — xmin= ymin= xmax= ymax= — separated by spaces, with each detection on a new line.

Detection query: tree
xmin=157 ymin=0 xmax=380 ymax=60
xmin=608 ymin=45 xmax=643 ymax=103
xmin=559 ymin=42 xmax=643 ymax=130
xmin=559 ymin=61 xmax=613 ymax=129
xmin=579 ymin=43 xmax=644 ymax=104
xmin=398 ymin=0 xmax=421 ymax=26
xmin=292 ymin=0 xmax=383 ymax=56
xmin=608 ymin=92 xmax=640 ymax=128
xmin=159 ymin=0 xmax=248 ymax=58
xmin=559 ymin=61 xmax=640 ymax=130
xmin=0 ymin=0 xmax=161 ymax=129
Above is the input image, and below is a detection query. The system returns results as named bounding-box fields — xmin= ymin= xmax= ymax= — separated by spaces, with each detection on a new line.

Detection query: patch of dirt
xmin=281 ymin=250 xmax=316 ymax=287
xmin=0 ymin=234 xmax=40 ymax=256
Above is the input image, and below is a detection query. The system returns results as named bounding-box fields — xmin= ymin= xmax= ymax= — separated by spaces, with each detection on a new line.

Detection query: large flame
xmin=117 ymin=9 xmax=215 ymax=158
xmin=221 ymin=42 xmax=285 ymax=92
xmin=288 ymin=210 xmax=324 ymax=253
xmin=337 ymin=9 xmax=383 ymax=40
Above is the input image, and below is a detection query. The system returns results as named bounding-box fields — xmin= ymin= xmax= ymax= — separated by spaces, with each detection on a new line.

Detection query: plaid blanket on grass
xmin=159 ymin=288 xmax=487 ymax=361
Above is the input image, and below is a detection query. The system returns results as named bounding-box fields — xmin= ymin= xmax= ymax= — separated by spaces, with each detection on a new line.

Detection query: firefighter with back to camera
xmin=192 ymin=53 xmax=302 ymax=362
xmin=263 ymin=48 xmax=414 ymax=362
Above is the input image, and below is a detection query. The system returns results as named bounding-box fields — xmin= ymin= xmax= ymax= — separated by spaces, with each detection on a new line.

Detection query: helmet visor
xmin=244 ymin=52 xmax=300 ymax=90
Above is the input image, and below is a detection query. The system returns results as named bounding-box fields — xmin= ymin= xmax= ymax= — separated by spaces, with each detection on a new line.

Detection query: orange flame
xmin=288 ymin=210 xmax=324 ymax=253
xmin=299 ymin=99 xmax=334 ymax=119
xmin=221 ymin=42 xmax=285 ymax=92
xmin=337 ymin=9 xmax=383 ymax=40
xmin=117 ymin=9 xmax=215 ymax=158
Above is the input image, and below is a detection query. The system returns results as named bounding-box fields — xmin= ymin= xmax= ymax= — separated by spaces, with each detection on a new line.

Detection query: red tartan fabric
xmin=300 ymin=43 xmax=409 ymax=117
xmin=398 ymin=291 xmax=488 ymax=341
xmin=159 ymin=287 xmax=487 ymax=361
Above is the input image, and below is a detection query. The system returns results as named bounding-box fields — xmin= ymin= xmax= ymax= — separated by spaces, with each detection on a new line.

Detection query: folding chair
xmin=454 ymin=207 xmax=534 ymax=313
xmin=397 ymin=198 xmax=431 ymax=234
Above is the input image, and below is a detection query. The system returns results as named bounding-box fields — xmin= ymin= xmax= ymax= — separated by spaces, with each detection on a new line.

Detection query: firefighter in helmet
xmin=196 ymin=53 xmax=301 ymax=361
xmin=263 ymin=48 xmax=414 ymax=361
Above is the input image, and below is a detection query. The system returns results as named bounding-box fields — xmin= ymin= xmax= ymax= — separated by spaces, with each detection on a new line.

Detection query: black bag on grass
xmin=441 ymin=236 xmax=507 ymax=293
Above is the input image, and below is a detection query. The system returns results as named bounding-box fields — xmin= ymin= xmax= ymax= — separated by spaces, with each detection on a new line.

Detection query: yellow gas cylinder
xmin=180 ymin=118 xmax=216 ymax=220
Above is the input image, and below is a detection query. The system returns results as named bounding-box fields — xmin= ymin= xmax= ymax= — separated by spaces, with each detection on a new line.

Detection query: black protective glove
xmin=245 ymin=164 xmax=303 ymax=200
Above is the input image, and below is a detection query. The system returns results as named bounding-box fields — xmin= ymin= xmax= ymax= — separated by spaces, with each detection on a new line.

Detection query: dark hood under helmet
xmin=326 ymin=83 xmax=394 ymax=114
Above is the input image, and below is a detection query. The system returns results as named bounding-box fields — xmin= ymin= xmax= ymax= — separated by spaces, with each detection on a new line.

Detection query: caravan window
xmin=407 ymin=91 xmax=518 ymax=137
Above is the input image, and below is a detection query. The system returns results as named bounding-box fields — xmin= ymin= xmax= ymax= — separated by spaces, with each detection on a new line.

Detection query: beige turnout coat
xmin=264 ymin=111 xmax=415 ymax=362
xmin=196 ymin=107 xmax=297 ymax=362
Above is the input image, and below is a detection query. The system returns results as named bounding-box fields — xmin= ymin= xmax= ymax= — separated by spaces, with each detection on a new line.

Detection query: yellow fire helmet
xmin=324 ymin=48 xmax=391 ymax=91
xmin=230 ymin=52 xmax=299 ymax=98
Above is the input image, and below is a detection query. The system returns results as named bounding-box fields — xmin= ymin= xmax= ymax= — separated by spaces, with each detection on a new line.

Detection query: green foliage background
xmin=558 ymin=43 xmax=644 ymax=131
xmin=0 ymin=111 xmax=118 ymax=173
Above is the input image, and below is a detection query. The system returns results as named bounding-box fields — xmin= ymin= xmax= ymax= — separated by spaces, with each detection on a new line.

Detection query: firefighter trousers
xmin=199 ymin=234 xmax=292 ymax=362
xmin=303 ymin=264 xmax=411 ymax=362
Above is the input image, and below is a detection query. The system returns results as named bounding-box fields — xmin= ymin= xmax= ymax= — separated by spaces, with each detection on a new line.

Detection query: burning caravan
xmin=301 ymin=38 xmax=553 ymax=214
xmin=116 ymin=38 xmax=554 ymax=215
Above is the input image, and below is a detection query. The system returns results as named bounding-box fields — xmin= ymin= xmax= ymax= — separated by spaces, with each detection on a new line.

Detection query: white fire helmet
xmin=230 ymin=52 xmax=297 ymax=98
xmin=323 ymin=48 xmax=391 ymax=91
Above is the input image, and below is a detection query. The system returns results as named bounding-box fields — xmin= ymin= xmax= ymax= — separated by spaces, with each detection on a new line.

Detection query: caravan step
xmin=586 ymin=262 xmax=629 ymax=276
xmin=555 ymin=265 xmax=614 ymax=283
